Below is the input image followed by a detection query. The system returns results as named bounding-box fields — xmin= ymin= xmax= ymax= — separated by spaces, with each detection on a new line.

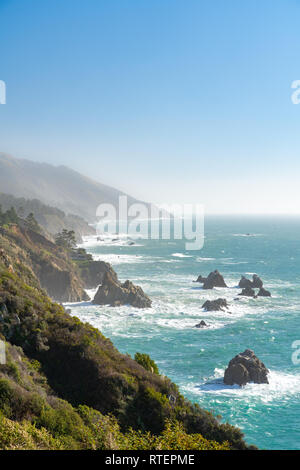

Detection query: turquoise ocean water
xmin=66 ymin=215 xmax=300 ymax=450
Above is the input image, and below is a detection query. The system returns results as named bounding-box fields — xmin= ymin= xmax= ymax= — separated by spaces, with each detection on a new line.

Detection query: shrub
xmin=134 ymin=352 xmax=159 ymax=375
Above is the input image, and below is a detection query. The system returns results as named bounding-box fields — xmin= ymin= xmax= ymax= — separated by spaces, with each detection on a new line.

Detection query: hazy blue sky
xmin=1 ymin=0 xmax=300 ymax=213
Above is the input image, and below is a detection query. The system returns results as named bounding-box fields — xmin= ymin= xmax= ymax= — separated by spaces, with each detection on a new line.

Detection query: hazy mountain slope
xmin=0 ymin=153 xmax=144 ymax=221
xmin=0 ymin=192 xmax=95 ymax=240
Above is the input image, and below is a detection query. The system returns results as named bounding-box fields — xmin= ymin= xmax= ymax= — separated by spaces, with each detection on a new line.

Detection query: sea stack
xmin=257 ymin=287 xmax=271 ymax=297
xmin=202 ymin=270 xmax=227 ymax=289
xmin=93 ymin=271 xmax=152 ymax=308
xmin=224 ymin=349 xmax=269 ymax=386
xmin=238 ymin=274 xmax=263 ymax=289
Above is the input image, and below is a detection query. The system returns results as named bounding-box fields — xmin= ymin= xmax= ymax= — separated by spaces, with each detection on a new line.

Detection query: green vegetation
xmin=24 ymin=213 xmax=41 ymax=233
xmin=135 ymin=352 xmax=160 ymax=375
xmin=0 ymin=205 xmax=19 ymax=226
xmin=0 ymin=192 xmax=95 ymax=240
xmin=55 ymin=229 xmax=76 ymax=250
xmin=0 ymin=342 xmax=231 ymax=450
xmin=0 ymin=223 xmax=88 ymax=302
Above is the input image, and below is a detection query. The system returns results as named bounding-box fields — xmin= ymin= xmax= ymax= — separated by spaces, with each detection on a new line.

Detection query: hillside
xmin=0 ymin=222 xmax=250 ymax=450
xmin=0 ymin=193 xmax=95 ymax=241
xmin=0 ymin=224 xmax=89 ymax=302
xmin=0 ymin=153 xmax=145 ymax=222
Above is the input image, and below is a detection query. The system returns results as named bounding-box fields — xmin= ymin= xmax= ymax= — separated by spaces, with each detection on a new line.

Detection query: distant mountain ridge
xmin=0 ymin=153 xmax=145 ymax=221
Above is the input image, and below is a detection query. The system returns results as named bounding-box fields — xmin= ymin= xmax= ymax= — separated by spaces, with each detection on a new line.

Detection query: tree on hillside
xmin=55 ymin=229 xmax=76 ymax=250
xmin=0 ymin=206 xmax=19 ymax=226
xmin=25 ymin=212 xmax=42 ymax=233
xmin=17 ymin=206 xmax=25 ymax=218
xmin=134 ymin=353 xmax=159 ymax=375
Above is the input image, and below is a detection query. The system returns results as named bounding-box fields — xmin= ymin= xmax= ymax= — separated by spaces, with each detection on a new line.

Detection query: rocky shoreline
xmin=72 ymin=240 xmax=273 ymax=390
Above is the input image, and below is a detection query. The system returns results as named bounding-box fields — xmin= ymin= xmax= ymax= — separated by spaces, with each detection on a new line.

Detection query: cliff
xmin=0 ymin=224 xmax=89 ymax=302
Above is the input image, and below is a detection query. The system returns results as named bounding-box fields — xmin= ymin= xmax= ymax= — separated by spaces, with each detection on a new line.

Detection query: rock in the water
xmin=238 ymin=274 xmax=263 ymax=289
xmin=238 ymin=276 xmax=253 ymax=289
xmin=257 ymin=287 xmax=271 ymax=297
xmin=202 ymin=270 xmax=227 ymax=289
xmin=195 ymin=275 xmax=207 ymax=283
xmin=238 ymin=286 xmax=256 ymax=297
xmin=79 ymin=260 xmax=118 ymax=290
xmin=93 ymin=272 xmax=152 ymax=308
xmin=224 ymin=349 xmax=269 ymax=386
xmin=194 ymin=320 xmax=208 ymax=328
xmin=252 ymin=274 xmax=263 ymax=288
xmin=202 ymin=298 xmax=228 ymax=311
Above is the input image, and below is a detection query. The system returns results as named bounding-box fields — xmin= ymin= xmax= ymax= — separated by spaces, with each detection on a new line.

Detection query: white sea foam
xmin=172 ymin=253 xmax=192 ymax=258
xmin=232 ymin=233 xmax=264 ymax=238
xmin=79 ymin=234 xmax=143 ymax=249
xmin=220 ymin=260 xmax=248 ymax=265
xmin=184 ymin=369 xmax=300 ymax=403
xmin=155 ymin=318 xmax=224 ymax=330
xmin=92 ymin=253 xmax=145 ymax=265
xmin=85 ymin=287 xmax=99 ymax=299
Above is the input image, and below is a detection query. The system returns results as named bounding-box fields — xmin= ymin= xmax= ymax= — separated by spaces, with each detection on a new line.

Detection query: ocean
xmin=66 ymin=215 xmax=300 ymax=450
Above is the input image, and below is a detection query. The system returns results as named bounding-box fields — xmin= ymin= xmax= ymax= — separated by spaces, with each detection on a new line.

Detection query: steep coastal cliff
xmin=0 ymin=224 xmax=88 ymax=302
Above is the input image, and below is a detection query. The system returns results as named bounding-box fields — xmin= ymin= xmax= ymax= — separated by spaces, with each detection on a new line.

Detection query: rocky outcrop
xmin=202 ymin=270 xmax=227 ymax=290
xmin=238 ymin=274 xmax=263 ymax=289
xmin=194 ymin=320 xmax=208 ymax=328
xmin=78 ymin=259 xmax=118 ymax=289
xmin=238 ymin=276 xmax=253 ymax=289
xmin=238 ymin=286 xmax=256 ymax=297
xmin=202 ymin=298 xmax=229 ymax=311
xmin=39 ymin=263 xmax=89 ymax=303
xmin=257 ymin=287 xmax=271 ymax=297
xmin=0 ymin=225 xmax=89 ymax=303
xmin=224 ymin=349 xmax=269 ymax=386
xmin=195 ymin=275 xmax=207 ymax=283
xmin=237 ymin=274 xmax=271 ymax=298
xmin=93 ymin=271 xmax=152 ymax=308
xmin=252 ymin=274 xmax=263 ymax=288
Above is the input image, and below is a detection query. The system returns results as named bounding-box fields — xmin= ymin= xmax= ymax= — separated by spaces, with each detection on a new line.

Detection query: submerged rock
xmin=202 ymin=270 xmax=227 ymax=289
xmin=195 ymin=275 xmax=207 ymax=283
xmin=238 ymin=286 xmax=256 ymax=297
xmin=257 ymin=287 xmax=271 ymax=297
xmin=93 ymin=271 xmax=152 ymax=308
xmin=194 ymin=320 xmax=208 ymax=328
xmin=224 ymin=349 xmax=269 ymax=386
xmin=202 ymin=298 xmax=229 ymax=312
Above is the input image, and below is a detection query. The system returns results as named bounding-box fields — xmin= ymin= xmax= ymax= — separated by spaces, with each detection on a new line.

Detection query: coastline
xmin=68 ymin=218 xmax=300 ymax=450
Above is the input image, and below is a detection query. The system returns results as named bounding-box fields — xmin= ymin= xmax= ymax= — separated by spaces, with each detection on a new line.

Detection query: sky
xmin=0 ymin=0 xmax=300 ymax=213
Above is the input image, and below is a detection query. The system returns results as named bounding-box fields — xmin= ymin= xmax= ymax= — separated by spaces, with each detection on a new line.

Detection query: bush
xmin=134 ymin=352 xmax=159 ymax=375
xmin=121 ymin=420 xmax=230 ymax=450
